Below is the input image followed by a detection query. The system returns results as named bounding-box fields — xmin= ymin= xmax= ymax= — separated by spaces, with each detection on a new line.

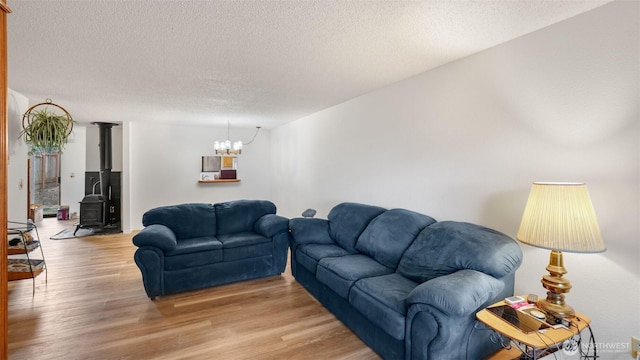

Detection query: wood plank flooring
xmin=8 ymin=218 xmax=378 ymax=360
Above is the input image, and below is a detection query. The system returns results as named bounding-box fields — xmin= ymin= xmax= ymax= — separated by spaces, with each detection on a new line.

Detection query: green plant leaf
xmin=20 ymin=107 xmax=74 ymax=154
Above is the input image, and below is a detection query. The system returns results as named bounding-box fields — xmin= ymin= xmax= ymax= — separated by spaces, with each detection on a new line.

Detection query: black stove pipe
xmin=92 ymin=122 xmax=118 ymax=202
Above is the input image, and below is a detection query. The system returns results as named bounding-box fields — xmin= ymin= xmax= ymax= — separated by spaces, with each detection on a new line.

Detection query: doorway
xmin=29 ymin=152 xmax=61 ymax=218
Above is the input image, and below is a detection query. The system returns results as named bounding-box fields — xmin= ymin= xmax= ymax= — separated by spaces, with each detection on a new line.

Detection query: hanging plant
xmin=19 ymin=99 xmax=74 ymax=155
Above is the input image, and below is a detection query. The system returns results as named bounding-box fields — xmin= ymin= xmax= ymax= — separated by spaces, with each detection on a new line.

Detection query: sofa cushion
xmin=224 ymin=242 xmax=273 ymax=262
xmin=165 ymin=249 xmax=224 ymax=271
xmin=355 ymin=209 xmax=436 ymax=269
xmin=142 ymin=203 xmax=216 ymax=239
xmin=164 ymin=236 xmax=224 ymax=271
xmin=216 ymin=232 xmax=273 ymax=262
xmin=296 ymin=244 xmax=351 ymax=274
xmin=316 ymin=254 xmax=393 ymax=299
xmin=215 ymin=200 xmax=276 ymax=235
xmin=166 ymin=236 xmax=223 ymax=256
xmin=289 ymin=218 xmax=334 ymax=245
xmin=328 ymin=203 xmax=386 ymax=253
xmin=349 ymin=273 xmax=418 ymax=340
xmin=217 ymin=232 xmax=271 ymax=248
xmin=397 ymin=221 xmax=523 ymax=283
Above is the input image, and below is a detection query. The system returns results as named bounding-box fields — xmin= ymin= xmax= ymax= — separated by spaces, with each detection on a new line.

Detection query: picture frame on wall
xmin=202 ymin=156 xmax=221 ymax=172
xmin=200 ymin=172 xmax=218 ymax=181
xmin=221 ymin=156 xmax=237 ymax=170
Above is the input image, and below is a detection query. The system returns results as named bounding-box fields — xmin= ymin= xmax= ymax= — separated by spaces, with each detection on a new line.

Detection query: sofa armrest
xmin=407 ymin=269 xmax=504 ymax=317
xmin=254 ymin=214 xmax=289 ymax=238
xmin=132 ymin=224 xmax=178 ymax=253
xmin=289 ymin=218 xmax=334 ymax=245
xmin=405 ymin=270 xmax=507 ymax=359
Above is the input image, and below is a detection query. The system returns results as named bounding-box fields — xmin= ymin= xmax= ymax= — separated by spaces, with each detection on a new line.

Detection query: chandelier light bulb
xmin=213 ymin=121 xmax=255 ymax=155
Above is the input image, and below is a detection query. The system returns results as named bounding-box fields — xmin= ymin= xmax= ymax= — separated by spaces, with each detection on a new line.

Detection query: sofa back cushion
xmin=142 ymin=203 xmax=216 ymax=239
xmin=328 ymin=202 xmax=386 ymax=253
xmin=397 ymin=221 xmax=523 ymax=283
xmin=215 ymin=200 xmax=276 ymax=235
xmin=355 ymin=209 xmax=436 ymax=268
xmin=289 ymin=218 xmax=335 ymax=245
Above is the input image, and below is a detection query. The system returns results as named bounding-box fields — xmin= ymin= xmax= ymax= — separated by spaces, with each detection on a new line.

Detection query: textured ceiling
xmin=8 ymin=0 xmax=612 ymax=128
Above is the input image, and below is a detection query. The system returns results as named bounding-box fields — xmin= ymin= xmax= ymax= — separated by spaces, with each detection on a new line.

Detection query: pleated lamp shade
xmin=517 ymin=182 xmax=606 ymax=253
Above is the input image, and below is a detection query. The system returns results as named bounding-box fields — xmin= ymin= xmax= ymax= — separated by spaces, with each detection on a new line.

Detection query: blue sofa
xmin=289 ymin=202 xmax=523 ymax=359
xmin=132 ymin=200 xmax=289 ymax=299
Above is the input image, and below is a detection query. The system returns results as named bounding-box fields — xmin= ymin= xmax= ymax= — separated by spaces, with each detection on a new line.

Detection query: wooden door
xmin=1 ymin=1 xmax=11 ymax=358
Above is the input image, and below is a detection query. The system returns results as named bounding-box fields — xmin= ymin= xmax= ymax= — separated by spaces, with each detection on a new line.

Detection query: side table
xmin=7 ymin=220 xmax=47 ymax=296
xmin=476 ymin=298 xmax=596 ymax=359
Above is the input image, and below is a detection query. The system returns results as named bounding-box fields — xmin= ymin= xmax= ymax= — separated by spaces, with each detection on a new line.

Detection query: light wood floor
xmin=8 ymin=218 xmax=379 ymax=360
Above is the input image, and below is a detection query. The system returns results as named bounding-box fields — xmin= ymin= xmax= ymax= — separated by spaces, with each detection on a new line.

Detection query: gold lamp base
xmin=537 ymin=293 xmax=575 ymax=318
xmin=538 ymin=250 xmax=575 ymax=319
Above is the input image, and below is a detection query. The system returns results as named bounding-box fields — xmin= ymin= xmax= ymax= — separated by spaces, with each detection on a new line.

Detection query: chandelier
xmin=214 ymin=121 xmax=261 ymax=155
xmin=214 ymin=139 xmax=243 ymax=155
xmin=214 ymin=121 xmax=243 ymax=155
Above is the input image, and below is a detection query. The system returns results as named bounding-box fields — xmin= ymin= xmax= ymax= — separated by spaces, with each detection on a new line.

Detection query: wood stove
xmin=75 ymin=122 xmax=119 ymax=235
xmin=76 ymin=195 xmax=104 ymax=234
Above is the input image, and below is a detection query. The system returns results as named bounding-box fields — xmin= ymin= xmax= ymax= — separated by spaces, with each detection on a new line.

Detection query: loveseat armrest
xmin=132 ymin=224 xmax=178 ymax=253
xmin=406 ymin=269 xmax=504 ymax=317
xmin=254 ymin=214 xmax=289 ymax=238
xmin=289 ymin=218 xmax=334 ymax=245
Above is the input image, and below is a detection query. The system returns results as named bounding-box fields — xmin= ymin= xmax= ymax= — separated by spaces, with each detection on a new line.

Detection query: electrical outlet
xmin=632 ymin=336 xmax=640 ymax=358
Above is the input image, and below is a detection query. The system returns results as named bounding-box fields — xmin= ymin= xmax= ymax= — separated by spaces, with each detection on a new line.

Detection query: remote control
xmin=505 ymin=296 xmax=525 ymax=305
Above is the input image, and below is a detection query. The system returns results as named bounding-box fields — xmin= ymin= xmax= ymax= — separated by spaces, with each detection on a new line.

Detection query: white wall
xmin=7 ymin=89 xmax=29 ymax=223
xmin=60 ymin=125 xmax=86 ymax=217
xmin=127 ymin=121 xmax=270 ymax=230
xmin=270 ymin=0 xmax=639 ymax=355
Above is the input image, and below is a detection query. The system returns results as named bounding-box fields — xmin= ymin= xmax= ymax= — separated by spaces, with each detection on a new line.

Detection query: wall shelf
xmin=198 ymin=179 xmax=241 ymax=183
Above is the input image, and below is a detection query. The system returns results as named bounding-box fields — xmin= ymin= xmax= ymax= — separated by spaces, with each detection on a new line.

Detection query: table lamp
xmin=517 ymin=182 xmax=606 ymax=318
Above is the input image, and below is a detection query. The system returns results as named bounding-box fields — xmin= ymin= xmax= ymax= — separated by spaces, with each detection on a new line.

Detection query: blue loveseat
xmin=132 ymin=200 xmax=289 ymax=298
xmin=289 ymin=202 xmax=523 ymax=359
